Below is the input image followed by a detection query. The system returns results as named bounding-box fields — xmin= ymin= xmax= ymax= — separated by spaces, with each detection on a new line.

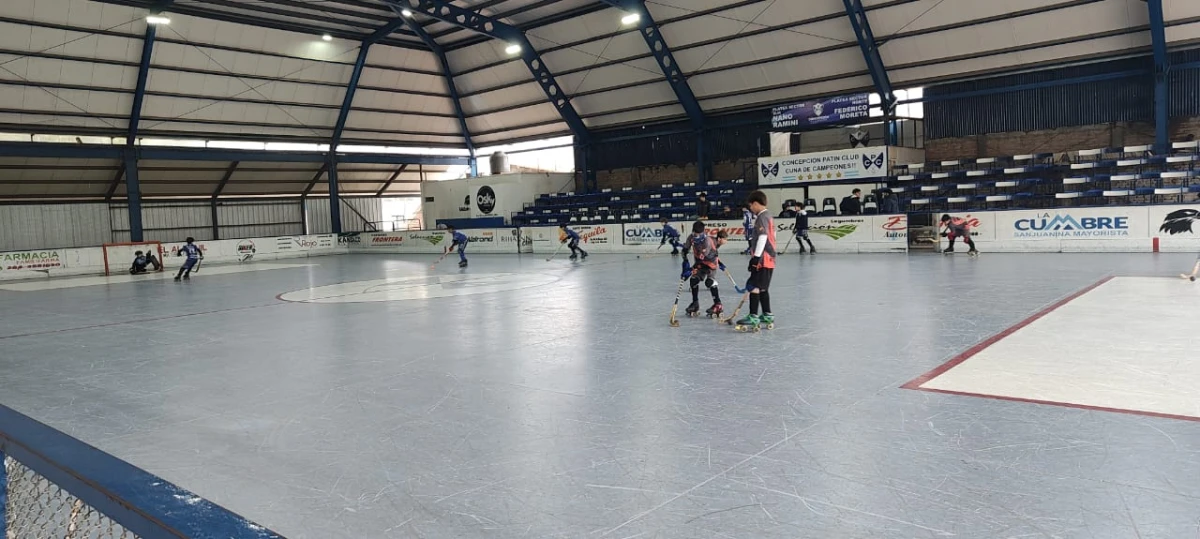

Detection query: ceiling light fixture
xmin=322 ymin=34 xmax=333 ymax=41
xmin=621 ymin=13 xmax=640 ymax=25
xmin=401 ymin=9 xmax=413 ymax=17
xmin=145 ymin=14 xmax=170 ymax=25
xmin=505 ymin=43 xmax=521 ymax=55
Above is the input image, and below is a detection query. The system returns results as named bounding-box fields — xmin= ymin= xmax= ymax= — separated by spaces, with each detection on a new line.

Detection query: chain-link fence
xmin=4 ymin=455 xmax=139 ymax=539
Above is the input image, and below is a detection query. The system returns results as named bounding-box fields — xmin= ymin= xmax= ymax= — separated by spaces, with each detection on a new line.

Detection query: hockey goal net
xmin=103 ymin=241 xmax=166 ymax=276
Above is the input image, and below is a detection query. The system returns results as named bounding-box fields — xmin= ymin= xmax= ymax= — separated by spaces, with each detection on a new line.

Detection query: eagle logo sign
xmin=812 ymin=102 xmax=825 ymax=116
xmin=862 ymin=152 xmax=884 ymax=170
xmin=1160 ymin=209 xmax=1200 ymax=235
xmin=761 ymin=162 xmax=780 ymax=178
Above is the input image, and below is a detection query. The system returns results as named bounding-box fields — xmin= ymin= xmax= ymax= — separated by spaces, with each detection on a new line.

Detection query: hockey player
xmin=735 ymin=191 xmax=777 ymax=331
xmin=560 ymin=224 xmax=588 ymax=260
xmin=660 ymin=218 xmax=683 ymax=256
xmin=793 ymin=207 xmax=816 ymax=254
xmin=681 ymin=223 xmax=728 ymax=319
xmin=940 ymin=214 xmax=979 ymax=255
xmin=741 ymin=204 xmax=754 ymax=255
xmin=128 ymin=250 xmax=161 ymax=274
xmin=173 ymin=238 xmax=203 ymax=281
xmin=445 ymin=225 xmax=469 ymax=268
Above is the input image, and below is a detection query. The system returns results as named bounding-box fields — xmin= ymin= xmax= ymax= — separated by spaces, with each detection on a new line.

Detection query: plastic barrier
xmin=941 ymin=206 xmax=1170 ymax=253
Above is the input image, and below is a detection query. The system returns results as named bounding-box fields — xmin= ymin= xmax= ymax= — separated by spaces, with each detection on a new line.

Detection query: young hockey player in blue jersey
xmin=129 ymin=250 xmax=161 ymax=274
xmin=660 ymin=218 xmax=683 ymax=256
xmin=560 ymin=224 xmax=588 ymax=260
xmin=681 ymin=222 xmax=728 ymax=319
xmin=445 ymin=225 xmax=469 ymax=267
xmin=173 ymin=237 xmax=203 ymax=281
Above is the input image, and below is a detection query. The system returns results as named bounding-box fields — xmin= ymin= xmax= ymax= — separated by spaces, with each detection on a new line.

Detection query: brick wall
xmin=926 ymin=117 xmax=1200 ymax=161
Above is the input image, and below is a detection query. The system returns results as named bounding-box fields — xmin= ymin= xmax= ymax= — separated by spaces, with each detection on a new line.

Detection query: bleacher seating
xmin=883 ymin=141 xmax=1200 ymax=212
xmin=513 ymin=139 xmax=1200 ymax=225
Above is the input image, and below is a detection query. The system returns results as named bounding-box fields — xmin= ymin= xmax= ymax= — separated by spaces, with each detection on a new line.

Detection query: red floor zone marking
xmin=902 ymin=276 xmax=1200 ymax=423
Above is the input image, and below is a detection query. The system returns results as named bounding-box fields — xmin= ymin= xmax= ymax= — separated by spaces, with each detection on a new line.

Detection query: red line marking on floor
xmin=901 ymin=275 xmax=1115 ymax=391
xmin=914 ymin=387 xmax=1200 ymax=422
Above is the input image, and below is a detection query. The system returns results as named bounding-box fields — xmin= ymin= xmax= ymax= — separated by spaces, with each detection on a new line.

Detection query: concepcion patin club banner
xmin=758 ymin=147 xmax=888 ymax=186
xmin=771 ymin=93 xmax=871 ymax=130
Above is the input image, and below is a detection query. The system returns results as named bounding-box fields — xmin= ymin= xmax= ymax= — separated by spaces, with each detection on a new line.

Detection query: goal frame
xmin=102 ymin=241 xmax=166 ymax=276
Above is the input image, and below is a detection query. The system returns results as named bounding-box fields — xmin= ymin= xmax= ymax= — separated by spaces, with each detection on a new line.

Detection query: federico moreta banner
xmin=771 ymin=93 xmax=871 ymax=130
xmin=758 ymin=147 xmax=888 ymax=186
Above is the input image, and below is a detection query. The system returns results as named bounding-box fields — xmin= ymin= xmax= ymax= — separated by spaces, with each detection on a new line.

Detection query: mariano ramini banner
xmin=758 ymin=147 xmax=889 ymax=186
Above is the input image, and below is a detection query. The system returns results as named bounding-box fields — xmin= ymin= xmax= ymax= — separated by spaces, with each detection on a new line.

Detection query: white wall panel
xmin=526 ymin=12 xmax=627 ymax=57
xmin=888 ymin=34 xmax=1151 ymax=85
xmin=3 ymin=0 xmax=143 ymax=32
xmin=552 ymin=61 xmax=663 ymax=95
xmin=151 ymin=42 xmax=355 ymax=86
xmin=140 ymin=95 xmax=337 ymax=130
xmin=675 ymin=21 xmax=854 ymax=74
xmin=454 ymin=62 xmax=535 ymax=95
xmin=571 ymin=83 xmax=678 ymax=116
xmin=142 ymin=121 xmax=331 ymax=140
xmin=473 ymin=124 xmax=572 ymax=145
xmin=466 ymin=102 xmax=562 ymax=133
xmin=1165 ymin=0 xmax=1200 ymax=20
xmin=220 ymin=183 xmax=310 ymax=196
xmin=304 ymin=197 xmax=381 ymax=233
xmin=879 ymin=3 xmax=1144 ymax=68
xmin=458 ymin=81 xmax=548 ymax=113
xmin=1166 ymin=20 xmax=1200 ymax=44
xmin=698 ymin=75 xmax=873 ymax=114
xmin=164 ymin=13 xmax=363 ymax=63
xmin=366 ymin=45 xmax=442 ymax=73
xmin=0 ymin=203 xmax=111 ymax=251
xmin=584 ymin=104 xmax=683 ymax=129
xmin=352 ymin=89 xmax=455 ymax=116
xmin=358 ymin=67 xmax=447 ymax=97
xmin=0 ymin=110 xmax=127 ymax=132
xmin=446 ymin=40 xmax=514 ymax=74
xmin=339 ymin=130 xmax=464 ymax=146
xmin=147 ymin=72 xmax=344 ymax=108
xmin=344 ymin=110 xmax=460 ymax=135
xmin=689 ymin=47 xmax=865 ymax=98
xmin=662 ymin=5 xmax=847 ymax=51
xmin=535 ymin=32 xmax=646 ymax=73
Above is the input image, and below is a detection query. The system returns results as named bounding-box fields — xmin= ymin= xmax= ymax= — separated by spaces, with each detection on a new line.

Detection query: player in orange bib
xmin=735 ymin=190 xmax=777 ymax=331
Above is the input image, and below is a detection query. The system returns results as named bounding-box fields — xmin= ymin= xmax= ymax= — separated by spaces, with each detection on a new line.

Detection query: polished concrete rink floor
xmin=2 ymin=252 xmax=1200 ymax=538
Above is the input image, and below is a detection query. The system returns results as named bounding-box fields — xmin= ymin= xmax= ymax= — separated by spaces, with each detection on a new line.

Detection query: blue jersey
xmin=742 ymin=210 xmax=753 ymax=234
xmin=661 ymin=224 xmax=680 ymax=239
xmin=563 ymin=228 xmax=580 ymax=241
xmin=450 ymin=231 xmax=467 ymax=245
xmin=180 ymin=244 xmax=202 ymax=260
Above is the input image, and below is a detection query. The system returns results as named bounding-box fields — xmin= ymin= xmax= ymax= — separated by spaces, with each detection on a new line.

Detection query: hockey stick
xmin=430 ymin=250 xmax=451 ymax=269
xmin=668 ymin=277 xmax=688 ymax=327
xmin=780 ymin=234 xmax=795 ymax=255
xmin=723 ymin=269 xmax=747 ymax=294
xmin=546 ymin=242 xmax=566 ymax=262
xmin=719 ymin=289 xmax=751 ymax=325
xmin=1180 ymin=260 xmax=1200 ymax=281
xmin=192 ymin=259 xmax=202 ymax=274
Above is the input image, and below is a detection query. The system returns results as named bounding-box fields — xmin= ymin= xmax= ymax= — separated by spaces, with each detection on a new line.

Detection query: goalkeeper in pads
xmin=173 ymin=237 xmax=203 ymax=281
xmin=681 ymin=222 xmax=727 ymax=319
xmin=129 ymin=250 xmax=161 ymax=275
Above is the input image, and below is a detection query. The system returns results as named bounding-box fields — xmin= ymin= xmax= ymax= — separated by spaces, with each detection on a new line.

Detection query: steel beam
xmin=596 ymin=0 xmax=704 ymax=130
xmin=842 ymin=0 xmax=896 ymax=145
xmin=387 ymin=7 xmax=479 ymax=176
xmin=332 ymin=19 xmax=408 ymax=151
xmin=1148 ymin=0 xmax=1170 ymax=151
xmin=301 ymin=163 xmax=330 ymax=197
xmin=210 ymin=161 xmax=239 ymax=240
xmin=377 ymin=164 xmax=408 ymax=196
xmin=328 ymin=155 xmax=343 ymax=234
xmin=389 ymin=0 xmax=590 ymax=142
xmin=123 ymin=150 xmax=144 ymax=242
xmin=104 ymin=163 xmax=126 ymax=201
xmin=129 ymin=0 xmax=175 ymax=144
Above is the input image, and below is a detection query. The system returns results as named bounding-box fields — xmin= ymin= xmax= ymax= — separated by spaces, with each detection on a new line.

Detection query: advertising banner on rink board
xmin=771 ymin=93 xmax=871 ymax=130
xmin=360 ymin=229 xmax=518 ymax=254
xmin=0 ymin=249 xmax=64 ymax=272
xmin=162 ymin=234 xmax=338 ymax=264
xmin=773 ymin=215 xmax=906 ymax=251
xmin=758 ymin=147 xmax=888 ymax=186
xmin=993 ymin=208 xmax=1149 ymax=241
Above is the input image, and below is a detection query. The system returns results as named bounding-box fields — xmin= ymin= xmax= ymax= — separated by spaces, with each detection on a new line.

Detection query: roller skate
xmin=968 ymin=249 xmax=979 ymax=258
xmin=458 ymin=259 xmax=468 ymax=268
xmin=671 ymin=250 xmax=680 ymax=257
xmin=581 ymin=251 xmax=588 ymax=260
xmin=734 ymin=314 xmax=761 ymax=332
xmin=705 ymin=302 xmax=723 ymax=319
xmin=942 ymin=247 xmax=955 ymax=255
xmin=569 ymin=253 xmax=578 ymax=261
xmin=760 ymin=313 xmax=775 ymax=330
xmin=685 ymin=301 xmax=701 ymax=318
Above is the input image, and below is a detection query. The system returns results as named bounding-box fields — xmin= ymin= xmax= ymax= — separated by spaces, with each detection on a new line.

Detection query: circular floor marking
xmin=278 ymin=273 xmax=560 ymax=304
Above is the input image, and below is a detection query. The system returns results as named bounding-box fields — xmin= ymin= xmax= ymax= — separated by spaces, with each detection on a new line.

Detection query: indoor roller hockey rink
xmin=2 ymin=251 xmax=1200 ymax=538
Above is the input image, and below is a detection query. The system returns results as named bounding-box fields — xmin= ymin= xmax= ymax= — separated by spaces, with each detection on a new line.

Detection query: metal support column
xmin=328 ymin=155 xmax=343 ymax=234
xmin=1148 ymin=0 xmax=1170 ymax=151
xmin=1 ymin=449 xmax=7 ymax=539
xmin=696 ymin=129 xmax=708 ymax=184
xmin=210 ymin=161 xmax=239 ymax=240
xmin=123 ymin=150 xmax=144 ymax=242
xmin=843 ymin=0 xmax=896 ymax=145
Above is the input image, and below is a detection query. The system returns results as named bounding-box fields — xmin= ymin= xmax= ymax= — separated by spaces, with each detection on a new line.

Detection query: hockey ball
xmin=1191 ymin=276 xmax=1196 ymax=282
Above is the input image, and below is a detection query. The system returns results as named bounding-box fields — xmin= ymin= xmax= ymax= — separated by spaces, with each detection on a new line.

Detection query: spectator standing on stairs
xmin=840 ymin=189 xmax=863 ymax=215
xmin=881 ymin=190 xmax=900 ymax=214
xmin=697 ymin=193 xmax=711 ymax=220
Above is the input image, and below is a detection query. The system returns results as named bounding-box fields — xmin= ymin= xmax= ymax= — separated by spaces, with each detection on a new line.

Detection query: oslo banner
xmin=758 ymin=147 xmax=888 ymax=186
xmin=771 ymin=94 xmax=871 ymax=130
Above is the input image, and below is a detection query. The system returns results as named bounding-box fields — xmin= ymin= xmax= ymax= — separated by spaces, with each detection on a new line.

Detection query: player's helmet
xmin=186 ymin=237 xmax=195 ymax=243
xmin=135 ymin=250 xmax=143 ymax=256
xmin=940 ymin=214 xmax=951 ymax=223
